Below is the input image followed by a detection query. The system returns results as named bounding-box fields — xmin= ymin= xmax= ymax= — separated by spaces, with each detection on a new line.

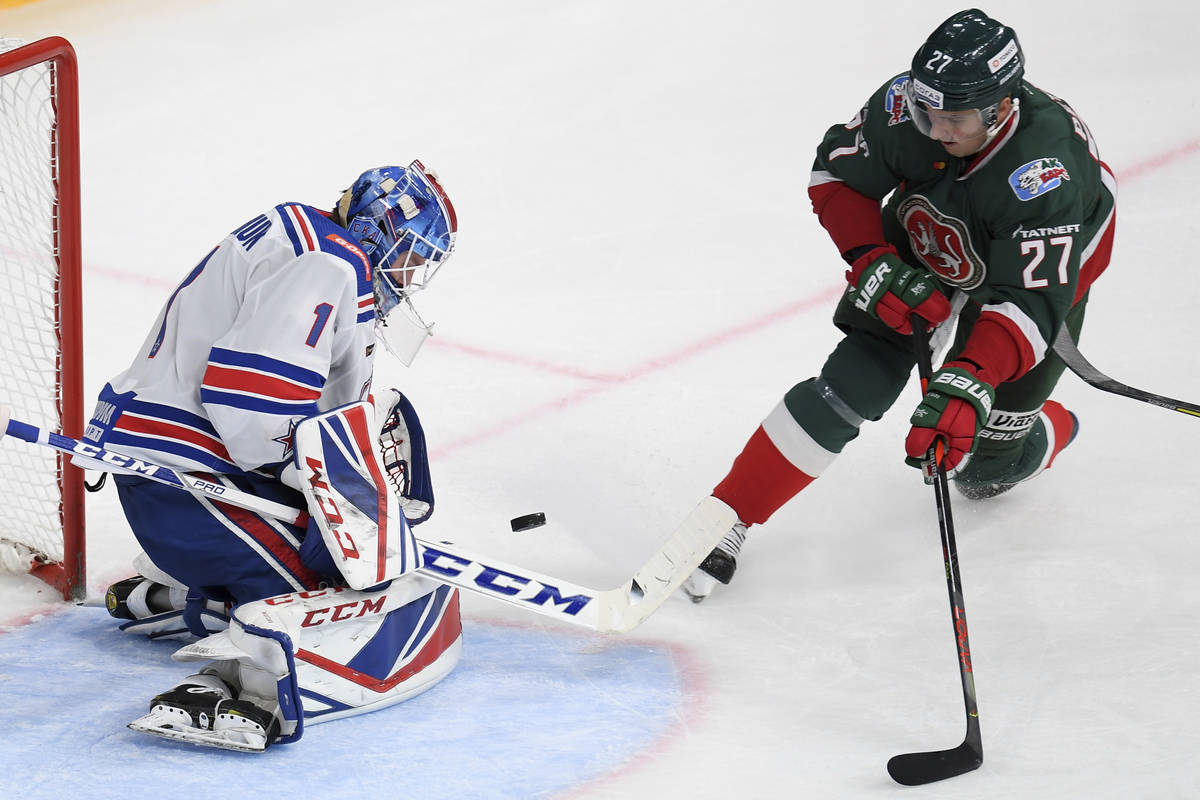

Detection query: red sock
xmin=713 ymin=426 xmax=818 ymax=526
xmin=1040 ymin=400 xmax=1078 ymax=469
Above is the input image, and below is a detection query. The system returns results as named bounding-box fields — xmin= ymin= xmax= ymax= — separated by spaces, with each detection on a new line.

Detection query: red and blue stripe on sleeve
xmin=202 ymin=347 xmax=325 ymax=416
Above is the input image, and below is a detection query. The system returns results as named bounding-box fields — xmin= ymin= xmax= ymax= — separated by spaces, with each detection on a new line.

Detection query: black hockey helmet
xmin=907 ymin=9 xmax=1024 ymax=121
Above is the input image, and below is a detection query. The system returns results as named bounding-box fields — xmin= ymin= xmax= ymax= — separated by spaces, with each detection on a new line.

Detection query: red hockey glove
xmin=848 ymin=246 xmax=951 ymax=335
xmin=904 ymin=361 xmax=996 ymax=475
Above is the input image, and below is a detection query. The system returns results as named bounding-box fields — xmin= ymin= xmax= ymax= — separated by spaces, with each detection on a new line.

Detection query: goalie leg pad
xmin=168 ymin=575 xmax=462 ymax=748
xmin=294 ymin=582 xmax=462 ymax=725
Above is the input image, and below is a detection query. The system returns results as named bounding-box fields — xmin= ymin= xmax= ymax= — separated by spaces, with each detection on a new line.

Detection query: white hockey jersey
xmin=84 ymin=203 xmax=377 ymax=477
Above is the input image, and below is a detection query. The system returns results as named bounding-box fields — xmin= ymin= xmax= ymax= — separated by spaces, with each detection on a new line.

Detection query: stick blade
xmin=887 ymin=742 xmax=982 ymax=786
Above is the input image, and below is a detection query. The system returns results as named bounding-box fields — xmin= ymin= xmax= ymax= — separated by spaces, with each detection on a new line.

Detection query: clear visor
xmin=904 ymin=81 xmax=1001 ymax=140
xmin=375 ymin=294 xmax=434 ymax=366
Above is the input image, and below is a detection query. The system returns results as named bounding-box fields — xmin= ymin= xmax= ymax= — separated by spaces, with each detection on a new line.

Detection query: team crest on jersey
xmin=884 ymin=75 xmax=911 ymax=126
xmin=1008 ymin=157 xmax=1071 ymax=201
xmin=273 ymin=419 xmax=298 ymax=460
xmin=897 ymin=195 xmax=986 ymax=290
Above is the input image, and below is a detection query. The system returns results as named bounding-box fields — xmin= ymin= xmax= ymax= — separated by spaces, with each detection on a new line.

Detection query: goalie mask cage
xmin=0 ymin=37 xmax=85 ymax=601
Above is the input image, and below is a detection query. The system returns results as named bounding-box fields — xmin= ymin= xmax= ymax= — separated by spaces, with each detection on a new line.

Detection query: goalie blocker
xmin=283 ymin=395 xmax=427 ymax=590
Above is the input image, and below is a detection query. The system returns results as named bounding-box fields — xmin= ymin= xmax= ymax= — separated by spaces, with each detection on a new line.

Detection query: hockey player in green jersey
xmin=683 ymin=8 xmax=1117 ymax=602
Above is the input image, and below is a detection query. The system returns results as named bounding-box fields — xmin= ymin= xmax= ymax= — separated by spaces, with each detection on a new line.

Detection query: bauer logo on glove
xmin=930 ymin=371 xmax=994 ymax=417
xmin=905 ymin=362 xmax=997 ymax=476
xmin=846 ymin=246 xmax=951 ymax=335
xmin=853 ymin=261 xmax=894 ymax=312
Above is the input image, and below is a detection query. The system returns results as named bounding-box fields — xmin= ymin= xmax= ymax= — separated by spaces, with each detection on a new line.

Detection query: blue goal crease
xmin=0 ymin=606 xmax=686 ymax=799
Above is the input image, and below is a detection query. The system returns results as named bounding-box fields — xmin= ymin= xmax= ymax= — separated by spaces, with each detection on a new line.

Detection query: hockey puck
xmin=510 ymin=512 xmax=546 ymax=532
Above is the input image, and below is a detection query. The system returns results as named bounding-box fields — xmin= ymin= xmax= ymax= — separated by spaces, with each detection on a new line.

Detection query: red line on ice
xmin=68 ymin=134 xmax=1200 ymax=468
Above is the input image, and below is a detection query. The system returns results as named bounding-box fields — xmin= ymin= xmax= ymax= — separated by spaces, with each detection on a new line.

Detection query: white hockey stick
xmin=0 ymin=409 xmax=736 ymax=633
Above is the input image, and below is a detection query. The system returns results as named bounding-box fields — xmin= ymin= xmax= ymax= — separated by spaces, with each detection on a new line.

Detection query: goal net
xmin=0 ymin=36 xmax=85 ymax=600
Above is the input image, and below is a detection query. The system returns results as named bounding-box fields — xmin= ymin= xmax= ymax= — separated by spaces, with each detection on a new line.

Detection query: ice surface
xmin=2 ymin=1 xmax=1199 ymax=798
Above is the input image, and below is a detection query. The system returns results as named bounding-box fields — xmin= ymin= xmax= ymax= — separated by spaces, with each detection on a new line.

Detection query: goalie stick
xmin=886 ymin=317 xmax=983 ymax=786
xmin=0 ymin=407 xmax=737 ymax=633
xmin=1052 ymin=326 xmax=1200 ymax=418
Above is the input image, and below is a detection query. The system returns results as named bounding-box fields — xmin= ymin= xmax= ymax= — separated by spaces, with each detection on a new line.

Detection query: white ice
xmin=2 ymin=0 xmax=1199 ymax=797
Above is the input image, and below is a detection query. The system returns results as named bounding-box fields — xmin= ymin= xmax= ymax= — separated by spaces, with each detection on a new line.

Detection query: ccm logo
xmin=72 ymin=442 xmax=160 ymax=476
xmin=305 ymin=456 xmax=361 ymax=560
xmin=298 ymin=596 xmax=386 ymax=627
xmin=265 ymin=586 xmax=387 ymax=626
xmin=420 ymin=545 xmax=593 ymax=615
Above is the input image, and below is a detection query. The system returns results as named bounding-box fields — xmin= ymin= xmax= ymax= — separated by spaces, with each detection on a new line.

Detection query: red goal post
xmin=0 ymin=36 xmax=85 ymax=600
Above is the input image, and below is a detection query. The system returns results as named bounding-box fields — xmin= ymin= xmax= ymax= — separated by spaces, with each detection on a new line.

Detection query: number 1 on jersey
xmin=306 ymin=303 xmax=334 ymax=347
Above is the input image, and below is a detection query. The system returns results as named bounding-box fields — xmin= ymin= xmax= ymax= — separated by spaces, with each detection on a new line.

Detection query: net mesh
xmin=0 ymin=38 xmax=68 ymax=570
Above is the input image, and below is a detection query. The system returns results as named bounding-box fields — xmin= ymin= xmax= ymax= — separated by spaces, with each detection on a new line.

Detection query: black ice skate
xmin=127 ymin=671 xmax=281 ymax=753
xmin=105 ymin=575 xmax=180 ymax=620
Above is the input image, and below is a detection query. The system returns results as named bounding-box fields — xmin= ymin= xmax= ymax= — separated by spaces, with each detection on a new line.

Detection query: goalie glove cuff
xmin=375 ymin=389 xmax=435 ymax=525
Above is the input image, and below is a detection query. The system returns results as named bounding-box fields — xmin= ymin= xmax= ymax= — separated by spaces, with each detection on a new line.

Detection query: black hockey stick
xmin=886 ymin=317 xmax=983 ymax=786
xmin=1053 ymin=326 xmax=1200 ymax=418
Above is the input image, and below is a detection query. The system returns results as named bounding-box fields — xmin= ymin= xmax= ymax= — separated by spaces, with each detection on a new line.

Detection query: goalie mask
xmin=336 ymin=161 xmax=458 ymax=365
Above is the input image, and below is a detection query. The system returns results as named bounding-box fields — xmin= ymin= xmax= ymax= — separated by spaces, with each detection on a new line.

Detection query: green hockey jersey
xmin=811 ymin=74 xmax=1116 ymax=373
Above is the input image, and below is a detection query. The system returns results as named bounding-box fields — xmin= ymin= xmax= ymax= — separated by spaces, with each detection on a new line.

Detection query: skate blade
xmin=128 ymin=711 xmax=268 ymax=753
xmin=679 ymin=573 xmax=718 ymax=604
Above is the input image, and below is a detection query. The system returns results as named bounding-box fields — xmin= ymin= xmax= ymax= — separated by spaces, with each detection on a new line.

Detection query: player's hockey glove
xmin=847 ymin=245 xmax=951 ymax=335
xmin=904 ymin=361 xmax=995 ymax=477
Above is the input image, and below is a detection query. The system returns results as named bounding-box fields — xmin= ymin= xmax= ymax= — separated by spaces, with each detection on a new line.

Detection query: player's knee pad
xmin=975 ymin=406 xmax=1042 ymax=450
xmin=780 ymin=377 xmax=864 ymax=457
xmin=955 ymin=405 xmax=1038 ymax=484
xmin=171 ymin=575 xmax=462 ymax=745
xmin=818 ymin=329 xmax=915 ymax=422
xmin=959 ymin=401 xmax=1078 ymax=485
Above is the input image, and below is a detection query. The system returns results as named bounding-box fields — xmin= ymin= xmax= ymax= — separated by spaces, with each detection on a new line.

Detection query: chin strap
xmin=980 ymin=96 xmax=1019 ymax=149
